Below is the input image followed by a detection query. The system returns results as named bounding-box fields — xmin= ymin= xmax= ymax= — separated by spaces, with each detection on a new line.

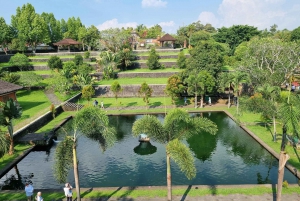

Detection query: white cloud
xmin=199 ymin=0 xmax=300 ymax=30
xmin=158 ymin=21 xmax=175 ymax=27
xmin=141 ymin=0 xmax=167 ymax=8
xmin=198 ymin=12 xmax=219 ymax=27
xmin=97 ymin=19 xmax=137 ymax=31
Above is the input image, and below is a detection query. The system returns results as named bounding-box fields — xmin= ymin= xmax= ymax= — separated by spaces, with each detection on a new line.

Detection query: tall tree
xmin=0 ymin=17 xmax=13 ymax=55
xmin=81 ymin=85 xmax=95 ymax=105
xmin=186 ymin=40 xmax=224 ymax=78
xmin=0 ymin=98 xmax=22 ymax=155
xmin=11 ymin=3 xmax=50 ymax=52
xmin=237 ymin=37 xmax=300 ymax=87
xmin=185 ymin=70 xmax=215 ymax=108
xmin=218 ymin=72 xmax=235 ymax=108
xmin=54 ymin=107 xmax=117 ymax=201
xmin=78 ymin=25 xmax=100 ymax=51
xmin=132 ymin=108 xmax=218 ymax=201
xmin=213 ymin=25 xmax=260 ymax=55
xmin=277 ymin=94 xmax=300 ymax=201
xmin=99 ymin=28 xmax=131 ymax=52
xmin=41 ymin=12 xmax=62 ymax=45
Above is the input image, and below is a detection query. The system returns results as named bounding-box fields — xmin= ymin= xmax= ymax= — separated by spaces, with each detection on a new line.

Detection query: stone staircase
xmin=44 ymin=89 xmax=62 ymax=106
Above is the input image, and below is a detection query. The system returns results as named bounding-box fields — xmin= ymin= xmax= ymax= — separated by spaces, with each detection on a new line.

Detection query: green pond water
xmin=0 ymin=112 xmax=298 ymax=189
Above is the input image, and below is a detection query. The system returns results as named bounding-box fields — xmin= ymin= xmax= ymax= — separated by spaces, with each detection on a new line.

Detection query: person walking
xmin=25 ymin=183 xmax=34 ymax=201
xmin=64 ymin=183 xmax=73 ymax=201
xmin=35 ymin=192 xmax=43 ymax=201
xmin=101 ymin=100 xmax=104 ymax=109
xmin=208 ymin=97 xmax=212 ymax=106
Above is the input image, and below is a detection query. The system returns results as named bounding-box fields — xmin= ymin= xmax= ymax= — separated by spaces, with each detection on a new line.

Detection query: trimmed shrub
xmin=47 ymin=56 xmax=63 ymax=70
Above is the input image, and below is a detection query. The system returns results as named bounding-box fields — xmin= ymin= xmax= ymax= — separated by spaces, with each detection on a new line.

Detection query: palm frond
xmin=0 ymin=132 xmax=9 ymax=157
xmin=167 ymin=139 xmax=196 ymax=180
xmin=132 ymin=115 xmax=166 ymax=143
xmin=53 ymin=137 xmax=74 ymax=183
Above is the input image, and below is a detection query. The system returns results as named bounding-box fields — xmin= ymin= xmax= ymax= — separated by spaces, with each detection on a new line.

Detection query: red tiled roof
xmin=0 ymin=80 xmax=23 ymax=95
xmin=53 ymin=38 xmax=82 ymax=46
xmin=157 ymin=33 xmax=176 ymax=42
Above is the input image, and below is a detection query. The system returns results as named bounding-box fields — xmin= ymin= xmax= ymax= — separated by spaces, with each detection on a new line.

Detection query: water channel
xmin=0 ymin=112 xmax=298 ymax=189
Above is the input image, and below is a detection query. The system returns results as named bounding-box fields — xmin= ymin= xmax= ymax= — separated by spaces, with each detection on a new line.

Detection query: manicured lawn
xmin=94 ymin=77 xmax=168 ymax=85
xmin=0 ymin=144 xmax=32 ymax=170
xmin=36 ymin=111 xmax=74 ymax=133
xmin=117 ymin=68 xmax=181 ymax=73
xmin=134 ymin=49 xmax=189 ymax=56
xmin=14 ymin=90 xmax=52 ymax=130
xmin=31 ymin=70 xmax=53 ymax=75
xmin=137 ymin=58 xmax=177 ymax=62
xmin=0 ymin=185 xmax=299 ymax=200
xmin=79 ymin=97 xmax=174 ymax=108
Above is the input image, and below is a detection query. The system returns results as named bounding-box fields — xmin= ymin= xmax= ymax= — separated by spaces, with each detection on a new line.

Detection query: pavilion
xmin=53 ymin=38 xmax=82 ymax=52
xmin=0 ymin=80 xmax=23 ymax=102
xmin=157 ymin=33 xmax=176 ymax=48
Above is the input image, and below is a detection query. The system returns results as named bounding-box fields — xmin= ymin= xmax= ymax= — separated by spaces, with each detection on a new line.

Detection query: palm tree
xmin=218 ymin=72 xmax=235 ymax=108
xmin=132 ymin=108 xmax=218 ymax=201
xmin=232 ymin=72 xmax=249 ymax=115
xmin=256 ymin=84 xmax=281 ymax=141
xmin=276 ymin=94 xmax=300 ymax=201
xmin=54 ymin=106 xmax=117 ymax=201
xmin=1 ymin=98 xmax=22 ymax=155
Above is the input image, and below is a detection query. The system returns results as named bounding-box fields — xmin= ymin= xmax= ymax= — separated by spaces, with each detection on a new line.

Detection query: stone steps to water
xmin=44 ymin=89 xmax=62 ymax=106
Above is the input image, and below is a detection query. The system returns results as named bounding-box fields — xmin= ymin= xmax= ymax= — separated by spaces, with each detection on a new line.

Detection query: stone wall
xmin=13 ymin=92 xmax=81 ymax=141
xmin=131 ymin=62 xmax=177 ymax=69
xmin=92 ymin=72 xmax=176 ymax=79
xmin=94 ymin=84 xmax=166 ymax=97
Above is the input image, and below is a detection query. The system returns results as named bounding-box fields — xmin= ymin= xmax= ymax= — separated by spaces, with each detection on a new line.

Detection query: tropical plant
xmin=117 ymin=48 xmax=135 ymax=71
xmin=98 ymin=51 xmax=117 ymax=80
xmin=277 ymin=94 xmax=300 ymax=201
xmin=132 ymin=108 xmax=218 ymax=201
xmin=54 ymin=106 xmax=117 ymax=201
xmin=185 ymin=70 xmax=215 ymax=108
xmin=218 ymin=72 xmax=234 ymax=108
xmin=0 ymin=98 xmax=22 ymax=155
xmin=0 ymin=71 xmax=20 ymax=84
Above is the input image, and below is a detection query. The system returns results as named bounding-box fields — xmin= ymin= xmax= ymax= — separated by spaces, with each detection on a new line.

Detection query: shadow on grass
xmin=127 ymin=102 xmax=138 ymax=107
xmin=150 ymin=102 xmax=162 ymax=107
xmin=18 ymin=101 xmax=47 ymax=111
xmin=180 ymin=185 xmax=192 ymax=201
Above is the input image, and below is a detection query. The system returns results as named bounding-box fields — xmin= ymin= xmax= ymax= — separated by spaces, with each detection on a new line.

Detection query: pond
xmin=0 ymin=112 xmax=298 ymax=189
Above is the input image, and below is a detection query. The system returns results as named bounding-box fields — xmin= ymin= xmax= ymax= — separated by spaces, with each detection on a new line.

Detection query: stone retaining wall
xmin=94 ymin=84 xmax=166 ymax=97
xmin=92 ymin=72 xmax=176 ymax=79
xmin=13 ymin=92 xmax=81 ymax=141
xmin=131 ymin=61 xmax=177 ymax=69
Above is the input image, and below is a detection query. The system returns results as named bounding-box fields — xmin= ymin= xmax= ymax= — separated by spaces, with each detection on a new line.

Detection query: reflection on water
xmin=134 ymin=142 xmax=157 ymax=155
xmin=0 ymin=112 xmax=299 ymax=189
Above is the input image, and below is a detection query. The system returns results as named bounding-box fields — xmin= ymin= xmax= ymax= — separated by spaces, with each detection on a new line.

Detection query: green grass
xmin=31 ymin=70 xmax=52 ymax=75
xmin=36 ymin=111 xmax=74 ymax=133
xmin=54 ymin=90 xmax=81 ymax=102
xmin=0 ymin=144 xmax=32 ymax=170
xmin=117 ymin=68 xmax=181 ymax=73
xmin=79 ymin=97 xmax=173 ymax=107
xmin=0 ymin=185 xmax=299 ymax=200
xmin=134 ymin=49 xmax=189 ymax=56
xmin=137 ymin=58 xmax=177 ymax=63
xmin=94 ymin=77 xmax=168 ymax=85
xmin=13 ymin=90 xmax=52 ymax=130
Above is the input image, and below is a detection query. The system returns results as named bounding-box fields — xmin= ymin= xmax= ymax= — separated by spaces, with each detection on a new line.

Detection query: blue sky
xmin=1 ymin=0 xmax=300 ymax=33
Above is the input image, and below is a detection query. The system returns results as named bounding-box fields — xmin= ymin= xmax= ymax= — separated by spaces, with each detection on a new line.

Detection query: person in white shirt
xmin=64 ymin=183 xmax=73 ymax=201
xmin=35 ymin=192 xmax=43 ymax=201
xmin=25 ymin=183 xmax=34 ymax=201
